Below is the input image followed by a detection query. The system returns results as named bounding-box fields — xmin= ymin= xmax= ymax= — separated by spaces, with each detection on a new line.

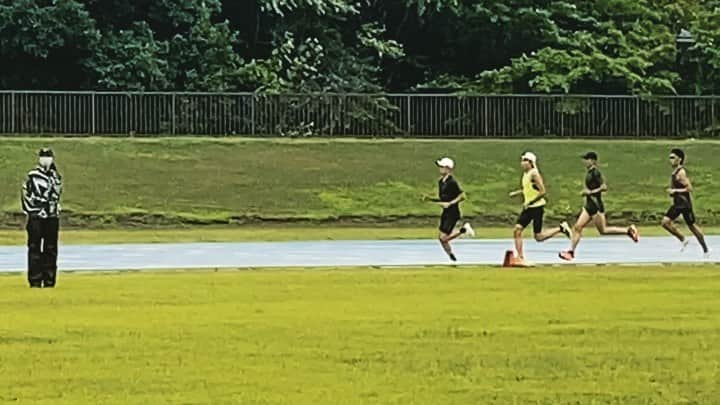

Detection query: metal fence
xmin=0 ymin=91 xmax=718 ymax=137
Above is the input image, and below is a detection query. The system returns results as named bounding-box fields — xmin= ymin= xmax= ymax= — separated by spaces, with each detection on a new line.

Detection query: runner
xmin=509 ymin=152 xmax=571 ymax=266
xmin=425 ymin=157 xmax=474 ymax=262
xmin=559 ymin=152 xmax=639 ymax=261
xmin=661 ymin=148 xmax=710 ymax=258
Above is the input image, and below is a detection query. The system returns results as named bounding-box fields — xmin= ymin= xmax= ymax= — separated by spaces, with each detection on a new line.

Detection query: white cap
xmin=521 ymin=152 xmax=537 ymax=164
xmin=436 ymin=157 xmax=455 ymax=169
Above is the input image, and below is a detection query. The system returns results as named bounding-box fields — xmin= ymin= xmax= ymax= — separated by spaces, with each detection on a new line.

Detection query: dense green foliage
xmin=2 ymin=267 xmax=720 ymax=403
xmin=0 ymin=0 xmax=718 ymax=94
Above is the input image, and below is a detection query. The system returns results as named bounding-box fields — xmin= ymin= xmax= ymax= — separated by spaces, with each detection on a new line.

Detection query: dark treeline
xmin=1 ymin=0 xmax=719 ymax=94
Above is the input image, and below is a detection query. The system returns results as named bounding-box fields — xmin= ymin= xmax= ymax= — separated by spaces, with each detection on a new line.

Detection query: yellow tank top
xmin=522 ymin=168 xmax=546 ymax=207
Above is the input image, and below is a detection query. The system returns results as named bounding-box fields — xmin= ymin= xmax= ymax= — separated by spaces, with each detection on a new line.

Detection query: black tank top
xmin=671 ymin=167 xmax=692 ymax=208
xmin=585 ymin=166 xmax=604 ymax=205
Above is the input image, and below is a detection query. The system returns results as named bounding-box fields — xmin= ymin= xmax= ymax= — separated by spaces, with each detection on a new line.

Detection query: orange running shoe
xmin=559 ymin=250 xmax=575 ymax=261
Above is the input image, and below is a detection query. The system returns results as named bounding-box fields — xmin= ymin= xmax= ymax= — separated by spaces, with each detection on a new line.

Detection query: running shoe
xmin=560 ymin=221 xmax=573 ymax=239
xmin=559 ymin=250 xmax=575 ymax=261
xmin=681 ymin=239 xmax=690 ymax=252
xmin=511 ymin=257 xmax=534 ymax=268
xmin=628 ymin=225 xmax=639 ymax=243
xmin=462 ymin=222 xmax=476 ymax=237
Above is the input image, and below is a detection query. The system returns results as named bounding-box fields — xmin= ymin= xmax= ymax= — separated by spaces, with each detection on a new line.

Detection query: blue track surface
xmin=0 ymin=236 xmax=716 ymax=272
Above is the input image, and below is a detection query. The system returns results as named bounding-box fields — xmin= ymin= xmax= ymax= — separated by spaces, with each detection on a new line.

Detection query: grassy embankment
xmin=1 ymin=138 xmax=718 ymax=243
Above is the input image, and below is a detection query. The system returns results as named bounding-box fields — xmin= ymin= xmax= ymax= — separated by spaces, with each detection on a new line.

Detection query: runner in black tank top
xmin=559 ymin=152 xmax=638 ymax=261
xmin=670 ymin=167 xmax=693 ymax=211
xmin=661 ymin=149 xmax=710 ymax=257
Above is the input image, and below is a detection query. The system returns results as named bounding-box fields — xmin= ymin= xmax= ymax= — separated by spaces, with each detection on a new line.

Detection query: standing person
xmin=424 ymin=157 xmax=475 ymax=262
xmin=509 ymin=152 xmax=572 ymax=266
xmin=22 ymin=148 xmax=63 ymax=288
xmin=661 ymin=148 xmax=710 ymax=258
xmin=559 ymin=152 xmax=639 ymax=261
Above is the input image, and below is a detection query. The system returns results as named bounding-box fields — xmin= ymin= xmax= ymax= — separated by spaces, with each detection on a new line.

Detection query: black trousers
xmin=27 ymin=217 xmax=59 ymax=288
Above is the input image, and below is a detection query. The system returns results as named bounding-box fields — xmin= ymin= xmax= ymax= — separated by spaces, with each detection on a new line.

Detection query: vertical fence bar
xmin=172 ymin=93 xmax=176 ymax=135
xmin=483 ymin=96 xmax=488 ymax=137
xmin=406 ymin=95 xmax=411 ymax=135
xmin=635 ymin=96 xmax=640 ymax=137
xmin=712 ymin=98 xmax=716 ymax=137
xmin=10 ymin=91 xmax=15 ymax=133
xmin=251 ymin=93 xmax=256 ymax=136
xmin=91 ymin=92 xmax=96 ymax=134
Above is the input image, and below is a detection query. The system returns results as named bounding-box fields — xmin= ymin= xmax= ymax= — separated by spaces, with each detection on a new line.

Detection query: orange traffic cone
xmin=502 ymin=250 xmax=515 ymax=267
xmin=503 ymin=250 xmax=534 ymax=268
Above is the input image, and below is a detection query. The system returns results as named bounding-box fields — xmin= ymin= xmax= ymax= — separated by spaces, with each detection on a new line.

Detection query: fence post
xmin=251 ymin=93 xmax=256 ymax=136
xmin=483 ymin=96 xmax=488 ymax=136
xmin=712 ymin=97 xmax=716 ymax=137
xmin=10 ymin=91 xmax=15 ymax=133
xmin=171 ymin=93 xmax=176 ymax=135
xmin=406 ymin=95 xmax=411 ymax=134
xmin=91 ymin=92 xmax=96 ymax=134
xmin=635 ymin=96 xmax=640 ymax=137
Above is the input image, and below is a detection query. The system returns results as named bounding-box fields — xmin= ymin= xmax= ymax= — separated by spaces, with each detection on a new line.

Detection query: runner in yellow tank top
xmin=521 ymin=167 xmax=546 ymax=208
xmin=508 ymin=152 xmax=572 ymax=266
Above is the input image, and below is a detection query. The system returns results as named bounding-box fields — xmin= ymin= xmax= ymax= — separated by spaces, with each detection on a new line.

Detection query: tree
xmin=87 ymin=22 xmax=170 ymax=91
xmin=0 ymin=0 xmax=718 ymax=94
xmin=420 ymin=0 xmax=684 ymax=95
xmin=166 ymin=3 xmax=248 ymax=91
xmin=0 ymin=0 xmax=98 ymax=89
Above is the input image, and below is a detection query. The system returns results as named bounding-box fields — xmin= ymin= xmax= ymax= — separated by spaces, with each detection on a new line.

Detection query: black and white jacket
xmin=22 ymin=165 xmax=62 ymax=218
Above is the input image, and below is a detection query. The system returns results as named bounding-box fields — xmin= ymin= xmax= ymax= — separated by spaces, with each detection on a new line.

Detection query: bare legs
xmin=569 ymin=209 xmax=593 ymax=252
xmin=515 ymin=224 xmax=565 ymax=260
xmin=661 ymin=216 xmax=686 ymax=242
xmin=439 ymin=228 xmax=465 ymax=260
xmin=663 ymin=217 xmax=709 ymax=253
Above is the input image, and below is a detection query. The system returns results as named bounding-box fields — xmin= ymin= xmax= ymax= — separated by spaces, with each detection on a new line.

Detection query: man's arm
xmin=584 ymin=184 xmax=608 ymax=195
xmin=583 ymin=174 xmax=608 ymax=195
xmin=453 ymin=192 xmax=467 ymax=205
xmin=21 ymin=175 xmax=43 ymax=215
xmin=438 ymin=182 xmax=466 ymax=208
xmin=51 ymin=169 xmax=62 ymax=197
xmin=439 ymin=191 xmax=466 ymax=208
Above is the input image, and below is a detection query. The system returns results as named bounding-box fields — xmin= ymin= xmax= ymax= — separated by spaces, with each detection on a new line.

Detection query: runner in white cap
xmin=424 ymin=157 xmax=474 ymax=262
xmin=508 ymin=151 xmax=572 ymax=266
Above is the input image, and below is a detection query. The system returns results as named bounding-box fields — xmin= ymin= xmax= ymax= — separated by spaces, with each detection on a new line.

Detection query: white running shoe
xmin=681 ymin=239 xmax=690 ymax=252
xmin=704 ymin=250 xmax=711 ymax=260
xmin=560 ymin=221 xmax=573 ymax=239
xmin=513 ymin=258 xmax=535 ymax=268
xmin=462 ymin=222 xmax=475 ymax=237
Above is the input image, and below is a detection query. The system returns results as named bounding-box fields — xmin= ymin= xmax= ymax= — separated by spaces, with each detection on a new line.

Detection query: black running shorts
xmin=516 ymin=206 xmax=544 ymax=234
xmin=665 ymin=205 xmax=696 ymax=225
xmin=439 ymin=210 xmax=460 ymax=235
xmin=584 ymin=195 xmax=605 ymax=216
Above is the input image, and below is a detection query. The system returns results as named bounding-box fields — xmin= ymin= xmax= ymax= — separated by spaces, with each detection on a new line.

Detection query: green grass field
xmin=1 ymin=267 xmax=719 ymax=404
xmin=3 ymin=138 xmax=718 ymax=405
xmin=2 ymin=138 xmax=720 ymax=229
